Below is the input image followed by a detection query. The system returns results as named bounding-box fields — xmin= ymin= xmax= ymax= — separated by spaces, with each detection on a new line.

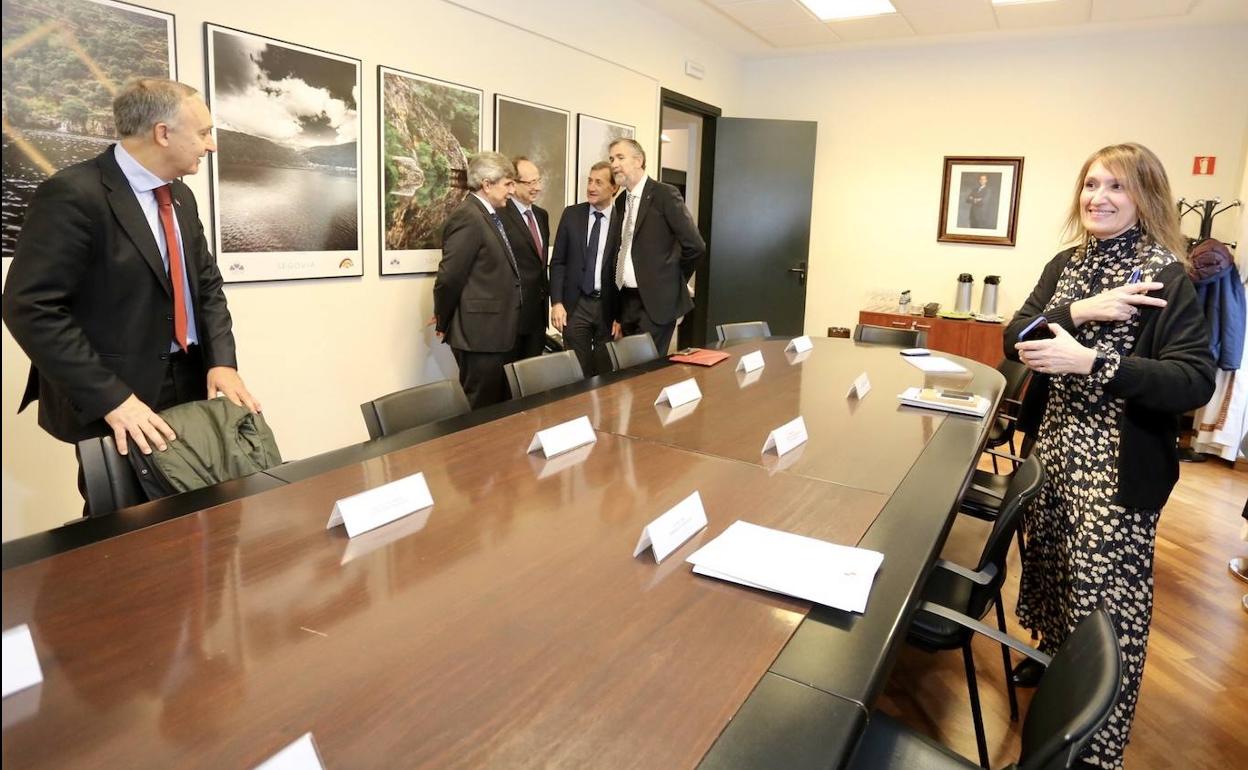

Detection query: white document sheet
xmin=686 ymin=521 xmax=884 ymax=613
xmin=903 ymin=356 xmax=967 ymax=374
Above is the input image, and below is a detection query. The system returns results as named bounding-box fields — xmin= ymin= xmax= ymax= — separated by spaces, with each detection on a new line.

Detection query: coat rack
xmin=1178 ymin=196 xmax=1241 ymax=249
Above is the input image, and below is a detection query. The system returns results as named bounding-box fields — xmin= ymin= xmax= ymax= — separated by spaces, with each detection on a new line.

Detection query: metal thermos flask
xmin=955 ymin=273 xmax=974 ymax=314
xmin=980 ymin=275 xmax=1000 ymax=317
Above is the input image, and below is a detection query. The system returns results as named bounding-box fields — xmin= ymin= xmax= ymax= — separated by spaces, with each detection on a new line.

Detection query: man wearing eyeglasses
xmin=500 ymin=156 xmax=551 ymax=359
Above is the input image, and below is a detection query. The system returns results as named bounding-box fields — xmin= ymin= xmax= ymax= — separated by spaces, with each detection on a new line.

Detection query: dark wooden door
xmin=706 ymin=118 xmax=817 ymax=339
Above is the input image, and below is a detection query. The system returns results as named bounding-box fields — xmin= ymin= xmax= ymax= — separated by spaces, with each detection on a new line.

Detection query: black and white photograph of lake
xmin=206 ymin=25 xmax=362 ymax=281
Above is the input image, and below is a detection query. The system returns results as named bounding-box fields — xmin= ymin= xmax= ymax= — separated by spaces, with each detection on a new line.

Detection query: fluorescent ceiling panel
xmin=797 ymin=0 xmax=896 ymax=22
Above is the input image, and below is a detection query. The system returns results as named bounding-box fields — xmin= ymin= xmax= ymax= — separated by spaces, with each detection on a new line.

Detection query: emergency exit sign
xmin=1193 ymin=156 xmax=1216 ymax=175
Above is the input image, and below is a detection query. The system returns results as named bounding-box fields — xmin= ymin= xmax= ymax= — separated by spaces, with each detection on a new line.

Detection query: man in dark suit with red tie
xmin=606 ymin=138 xmax=705 ymax=355
xmin=3 ymin=78 xmax=259 ymax=469
xmin=549 ymin=161 xmax=621 ymax=375
xmin=499 ymin=156 xmax=550 ymax=360
xmin=433 ymin=152 xmax=523 ymax=408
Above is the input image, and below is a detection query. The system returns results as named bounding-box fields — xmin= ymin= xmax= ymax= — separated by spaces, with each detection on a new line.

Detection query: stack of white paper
xmin=686 ymin=521 xmax=884 ymax=613
xmin=897 ymin=386 xmax=991 ymax=417
xmin=903 ymin=356 xmax=967 ymax=374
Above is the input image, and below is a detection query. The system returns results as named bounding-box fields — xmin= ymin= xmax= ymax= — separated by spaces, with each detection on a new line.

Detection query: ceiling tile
xmin=755 ymin=22 xmax=840 ymax=46
xmin=993 ymin=0 xmax=1092 ymax=29
xmin=721 ymin=0 xmax=820 ymax=29
xmin=891 ymin=0 xmax=998 ymax=35
xmin=825 ymin=12 xmax=916 ymax=41
xmin=1091 ymin=0 xmax=1193 ymax=22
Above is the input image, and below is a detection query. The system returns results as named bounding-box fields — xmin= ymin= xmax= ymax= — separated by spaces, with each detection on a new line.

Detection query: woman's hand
xmin=1070 ymin=281 xmax=1166 ymax=326
xmin=1015 ymin=325 xmax=1099 ymax=375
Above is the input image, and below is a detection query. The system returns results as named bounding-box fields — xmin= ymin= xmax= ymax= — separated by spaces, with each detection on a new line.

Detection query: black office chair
xmin=504 ymin=351 xmax=585 ymax=399
xmin=906 ymin=455 xmax=1046 ymax=768
xmin=848 ymin=604 xmax=1121 ymax=770
xmin=360 ymin=379 xmax=471 ymax=440
xmin=605 ymin=332 xmax=659 ymax=372
xmin=984 ymin=359 xmax=1031 ymax=473
xmin=76 ymin=435 xmax=150 ymax=517
xmin=853 ymin=323 xmax=928 ymax=348
xmin=715 ymin=321 xmax=771 ymax=343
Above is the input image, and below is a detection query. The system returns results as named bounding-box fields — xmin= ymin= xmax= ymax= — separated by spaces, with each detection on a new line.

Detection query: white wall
xmin=0 ymin=0 xmax=744 ymax=541
xmin=739 ymin=24 xmax=1248 ymax=335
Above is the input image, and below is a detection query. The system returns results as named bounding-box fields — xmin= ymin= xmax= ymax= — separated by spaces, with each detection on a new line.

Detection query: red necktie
xmin=524 ymin=209 xmax=543 ymax=261
xmin=154 ymin=184 xmax=189 ymax=351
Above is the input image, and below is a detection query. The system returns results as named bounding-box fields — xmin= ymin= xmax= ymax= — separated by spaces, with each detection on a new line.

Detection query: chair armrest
xmin=917 ymin=601 xmax=1052 ymax=666
xmin=967 ymin=482 xmax=1005 ymax=500
xmin=984 ymin=448 xmax=1025 ymax=464
xmin=934 ymin=559 xmax=998 ymax=586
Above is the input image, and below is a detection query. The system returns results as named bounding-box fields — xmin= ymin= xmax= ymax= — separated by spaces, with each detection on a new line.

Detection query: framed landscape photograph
xmin=205 ymin=24 xmax=362 ymax=282
xmin=937 ymin=156 xmax=1024 ymax=246
xmin=2 ymin=0 xmax=176 ymax=258
xmin=494 ymin=95 xmax=569 ymax=243
xmin=379 ymin=67 xmax=481 ymax=275
xmin=575 ymin=114 xmax=634 ymax=203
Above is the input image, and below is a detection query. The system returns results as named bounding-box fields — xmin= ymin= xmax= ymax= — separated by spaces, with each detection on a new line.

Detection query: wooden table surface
xmin=1 ymin=339 xmax=997 ymax=769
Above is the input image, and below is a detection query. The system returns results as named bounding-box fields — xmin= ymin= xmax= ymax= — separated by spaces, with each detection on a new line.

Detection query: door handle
xmin=787 ymin=262 xmax=807 ymax=285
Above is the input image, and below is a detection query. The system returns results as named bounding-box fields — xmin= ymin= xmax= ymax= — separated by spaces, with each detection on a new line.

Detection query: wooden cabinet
xmin=858 ymin=309 xmax=1004 ymax=367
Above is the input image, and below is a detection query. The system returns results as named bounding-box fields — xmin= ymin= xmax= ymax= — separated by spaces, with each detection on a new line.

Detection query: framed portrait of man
xmin=937 ymin=156 xmax=1024 ymax=246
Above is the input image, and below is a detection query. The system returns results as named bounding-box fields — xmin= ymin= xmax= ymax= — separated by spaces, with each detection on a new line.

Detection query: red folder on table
xmin=669 ymin=348 xmax=731 ymax=367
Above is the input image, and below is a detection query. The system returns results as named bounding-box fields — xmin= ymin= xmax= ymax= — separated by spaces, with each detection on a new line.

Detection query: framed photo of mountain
xmin=378 ymin=67 xmax=482 ymax=276
xmin=575 ymin=114 xmax=633 ymax=203
xmin=205 ymin=24 xmax=362 ymax=282
xmin=494 ymin=95 xmax=569 ymax=241
xmin=2 ymin=0 xmax=176 ymax=259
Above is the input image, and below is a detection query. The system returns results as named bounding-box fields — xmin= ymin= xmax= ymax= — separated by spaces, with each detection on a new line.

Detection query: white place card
xmin=654 ymin=378 xmax=703 ymax=408
xmin=532 ymin=442 xmax=595 ymax=479
xmin=633 ymin=491 xmax=709 ymax=564
xmin=340 ymin=507 xmax=433 ymax=565
xmin=254 ymin=733 xmax=324 ymax=770
xmin=786 ymin=349 xmax=812 ymax=366
xmin=846 ymin=372 xmax=872 ymax=399
xmin=2 ymin=625 xmax=42 ymax=698
xmin=762 ymin=416 xmax=808 ymax=456
xmin=527 ymin=415 xmax=597 ymax=459
xmin=785 ymin=335 xmax=814 ymax=353
xmin=904 ymin=355 xmax=967 ymax=374
xmin=327 ymin=472 xmax=434 ymax=538
xmin=736 ymin=350 xmax=765 ymax=373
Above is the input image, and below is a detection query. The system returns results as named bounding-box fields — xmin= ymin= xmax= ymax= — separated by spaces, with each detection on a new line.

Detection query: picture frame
xmin=378 ymin=66 xmax=482 ymax=275
xmin=2 ymin=0 xmax=177 ymax=258
xmin=575 ymin=114 xmax=634 ymax=203
xmin=937 ymin=156 xmax=1024 ymax=246
xmin=494 ymin=94 xmax=569 ymax=243
xmin=205 ymin=23 xmax=363 ymax=283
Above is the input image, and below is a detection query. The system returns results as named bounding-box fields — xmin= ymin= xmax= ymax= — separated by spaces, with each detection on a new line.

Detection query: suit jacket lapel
xmin=101 ymin=147 xmax=172 ymax=297
xmin=631 ymin=177 xmax=655 ymax=234
xmin=475 ymin=196 xmax=519 ymax=277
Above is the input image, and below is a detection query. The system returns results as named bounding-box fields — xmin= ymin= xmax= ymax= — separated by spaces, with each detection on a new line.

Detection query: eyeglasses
xmin=516 ymin=177 xmax=542 ymax=186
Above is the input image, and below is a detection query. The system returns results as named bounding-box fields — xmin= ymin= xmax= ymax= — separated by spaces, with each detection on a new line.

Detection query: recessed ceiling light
xmin=796 ymin=0 xmax=896 ymax=23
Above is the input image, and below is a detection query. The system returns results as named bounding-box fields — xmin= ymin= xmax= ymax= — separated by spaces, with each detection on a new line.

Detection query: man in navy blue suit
xmin=549 ymin=161 xmax=620 ymax=375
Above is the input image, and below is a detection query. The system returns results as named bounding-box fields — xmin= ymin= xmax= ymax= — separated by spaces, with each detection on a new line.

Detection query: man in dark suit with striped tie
xmin=500 ymin=157 xmax=551 ymax=360
xmin=433 ymin=152 xmax=523 ymax=408
xmin=549 ymin=161 xmax=620 ymax=375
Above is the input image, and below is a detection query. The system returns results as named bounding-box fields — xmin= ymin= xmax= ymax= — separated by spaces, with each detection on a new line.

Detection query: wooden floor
xmin=877 ymin=455 xmax=1248 ymax=768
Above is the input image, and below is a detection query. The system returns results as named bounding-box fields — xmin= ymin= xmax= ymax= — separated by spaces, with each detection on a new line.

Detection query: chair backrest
xmin=76 ymin=436 xmax=148 ymax=517
xmin=360 ymin=379 xmax=471 ymax=440
xmin=606 ymin=332 xmax=659 ymax=372
xmin=853 ymin=323 xmax=927 ymax=348
xmin=715 ymin=321 xmax=771 ymax=343
xmin=998 ymin=357 xmax=1032 ymax=402
xmin=1018 ymin=605 xmax=1122 ymax=770
xmin=967 ymin=455 xmax=1045 ymax=615
xmin=504 ymin=351 xmax=585 ymax=399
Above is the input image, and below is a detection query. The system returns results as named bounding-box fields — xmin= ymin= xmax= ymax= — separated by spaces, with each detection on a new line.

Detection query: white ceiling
xmin=636 ymin=0 xmax=1248 ymax=56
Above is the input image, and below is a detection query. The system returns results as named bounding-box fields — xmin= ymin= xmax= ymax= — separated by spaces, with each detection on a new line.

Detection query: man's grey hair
xmin=468 ymin=151 xmax=516 ymax=190
xmin=113 ymin=78 xmax=199 ymax=138
xmin=609 ymin=138 xmax=646 ymax=169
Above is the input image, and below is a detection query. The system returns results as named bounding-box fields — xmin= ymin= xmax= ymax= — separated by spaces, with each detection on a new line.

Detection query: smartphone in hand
xmin=1018 ymin=315 xmax=1056 ymax=342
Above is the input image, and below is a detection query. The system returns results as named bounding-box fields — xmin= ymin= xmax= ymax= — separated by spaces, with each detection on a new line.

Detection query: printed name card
xmin=527 ymin=415 xmax=597 ymax=459
xmin=846 ymin=372 xmax=872 ymax=400
xmin=633 ymin=491 xmax=709 ymax=564
xmin=254 ymin=733 xmax=324 ymax=770
xmin=654 ymin=378 xmax=703 ymax=408
xmin=2 ymin=625 xmax=42 ymax=698
xmin=327 ymin=472 xmax=434 ymax=538
xmin=785 ymin=335 xmax=814 ymax=354
xmin=736 ymin=350 xmax=765 ymax=373
xmin=762 ymin=416 xmax=809 ymax=456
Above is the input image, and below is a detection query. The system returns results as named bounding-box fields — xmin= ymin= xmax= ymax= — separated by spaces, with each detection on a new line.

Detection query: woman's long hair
xmin=1062 ymin=143 xmax=1187 ymax=263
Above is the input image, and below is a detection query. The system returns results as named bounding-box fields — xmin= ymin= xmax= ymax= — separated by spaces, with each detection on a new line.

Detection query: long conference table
xmin=1 ymin=338 xmax=1003 ymax=769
